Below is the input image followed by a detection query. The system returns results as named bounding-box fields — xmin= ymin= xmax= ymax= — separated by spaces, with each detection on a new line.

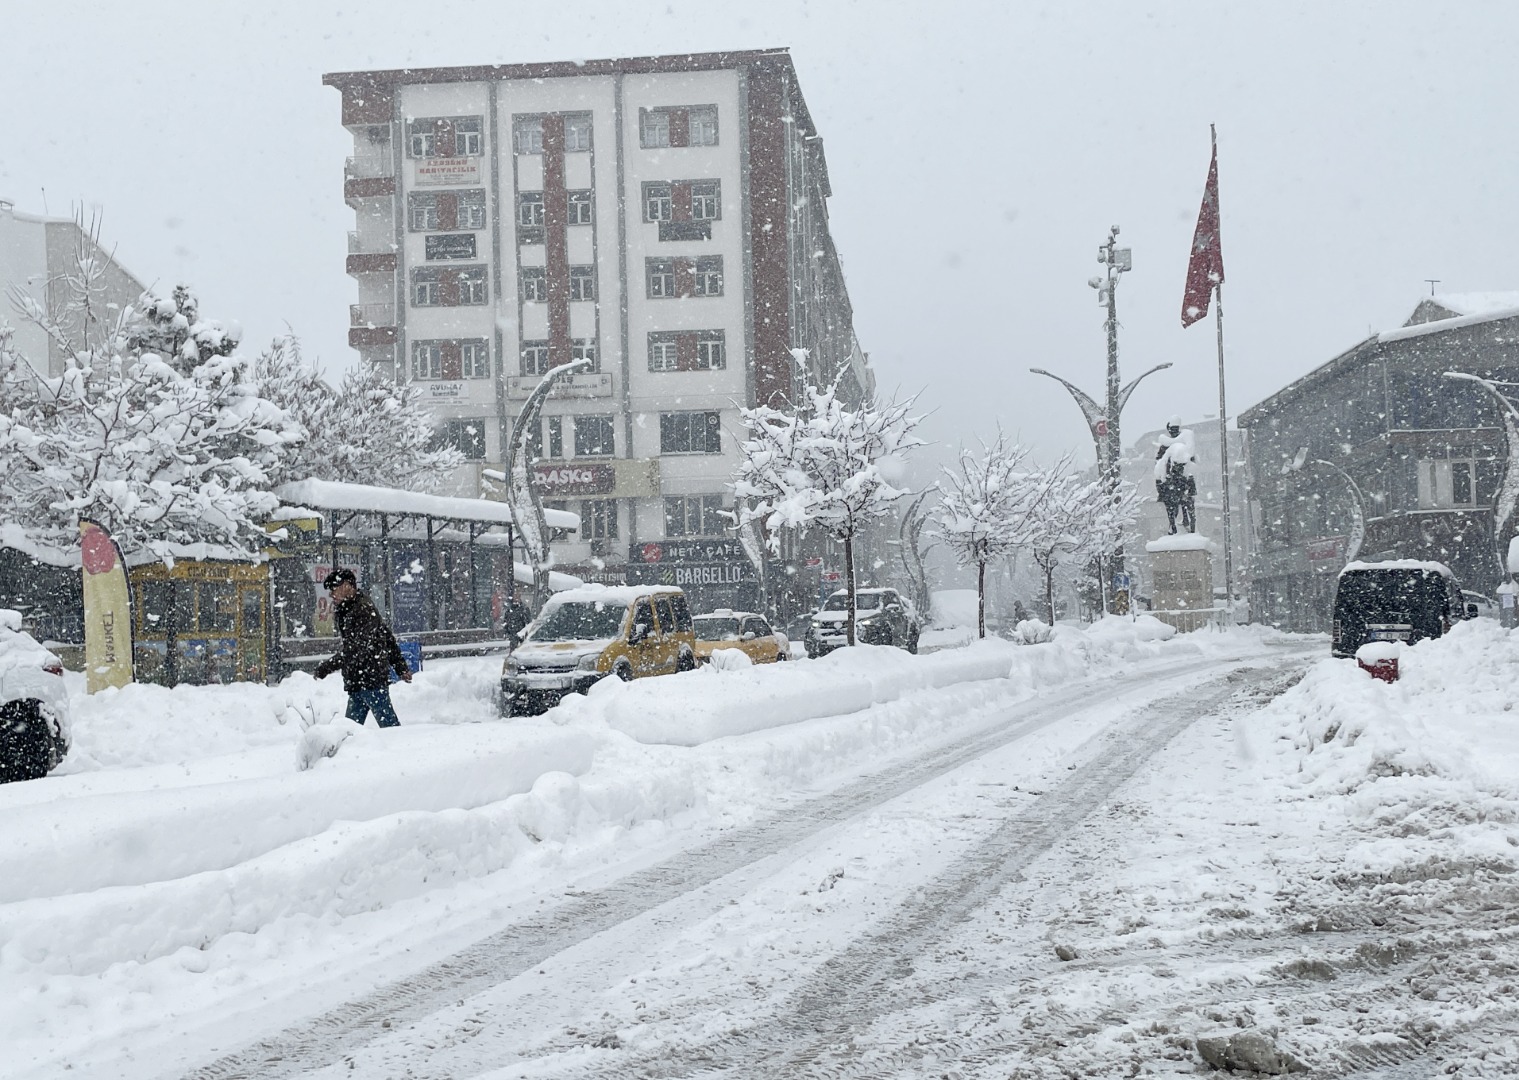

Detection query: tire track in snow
xmin=172 ymin=653 xmax=1264 ymax=1080
xmin=561 ymin=663 xmax=1308 ymax=1080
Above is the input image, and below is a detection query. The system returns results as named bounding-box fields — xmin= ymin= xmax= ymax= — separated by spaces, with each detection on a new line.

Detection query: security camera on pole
xmin=1031 ymin=225 xmax=1171 ymax=613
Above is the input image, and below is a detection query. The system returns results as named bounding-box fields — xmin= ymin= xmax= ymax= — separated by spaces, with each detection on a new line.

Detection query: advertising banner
xmin=391 ymin=546 xmax=428 ymax=634
xmin=80 ymin=519 xmax=134 ymax=693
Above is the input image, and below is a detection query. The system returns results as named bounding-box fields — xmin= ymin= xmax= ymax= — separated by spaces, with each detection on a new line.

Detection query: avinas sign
xmin=530 ymin=462 xmax=615 ymax=495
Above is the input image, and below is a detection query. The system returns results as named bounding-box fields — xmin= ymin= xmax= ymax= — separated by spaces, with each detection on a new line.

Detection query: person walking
xmin=314 ymin=568 xmax=411 ymax=727
xmin=502 ymin=586 xmax=531 ymax=650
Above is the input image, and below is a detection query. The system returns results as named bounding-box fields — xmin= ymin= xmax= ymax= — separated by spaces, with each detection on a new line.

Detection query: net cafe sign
xmin=530 ymin=462 xmax=616 ymax=496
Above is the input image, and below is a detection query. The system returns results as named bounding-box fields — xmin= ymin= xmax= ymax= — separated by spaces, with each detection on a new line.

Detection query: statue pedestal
xmin=1145 ymin=534 xmax=1215 ymax=632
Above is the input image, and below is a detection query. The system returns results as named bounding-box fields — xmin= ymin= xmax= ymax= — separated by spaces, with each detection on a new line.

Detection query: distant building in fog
xmin=1240 ymin=293 xmax=1519 ymax=631
xmin=0 ymin=198 xmax=146 ymax=377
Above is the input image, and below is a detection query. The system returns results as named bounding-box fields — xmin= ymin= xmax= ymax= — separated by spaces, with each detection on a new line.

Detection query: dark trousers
xmin=346 ymin=687 xmax=401 ymax=728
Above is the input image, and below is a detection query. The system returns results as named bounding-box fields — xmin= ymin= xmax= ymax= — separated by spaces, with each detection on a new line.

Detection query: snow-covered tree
xmin=934 ymin=436 xmax=1063 ymax=638
xmin=0 ymin=283 xmax=301 ymax=561
xmin=733 ymin=366 xmax=921 ymax=646
xmin=251 ymin=334 xmax=462 ymax=491
xmin=1025 ymin=470 xmax=1140 ymax=625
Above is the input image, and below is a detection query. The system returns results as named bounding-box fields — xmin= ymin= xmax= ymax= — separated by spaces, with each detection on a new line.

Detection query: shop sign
xmin=531 ymin=462 xmax=616 ymax=496
xmin=415 ymin=156 xmax=480 ymax=186
xmin=1306 ymin=536 xmax=1347 ymax=563
xmin=425 ymin=233 xmax=477 ymax=260
xmin=626 ymin=538 xmax=756 ymax=588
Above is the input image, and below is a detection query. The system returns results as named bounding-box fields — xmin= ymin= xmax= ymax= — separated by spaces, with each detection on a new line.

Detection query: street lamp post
xmin=1031 ymin=227 xmax=1172 ymax=605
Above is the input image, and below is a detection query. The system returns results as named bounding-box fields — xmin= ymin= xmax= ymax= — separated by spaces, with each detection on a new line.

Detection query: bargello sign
xmin=530 ymin=462 xmax=616 ymax=496
xmin=627 ymin=538 xmax=756 ymax=588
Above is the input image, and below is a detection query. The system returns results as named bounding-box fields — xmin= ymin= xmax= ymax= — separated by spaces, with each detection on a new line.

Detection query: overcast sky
xmin=4 ymin=0 xmax=1516 ymax=470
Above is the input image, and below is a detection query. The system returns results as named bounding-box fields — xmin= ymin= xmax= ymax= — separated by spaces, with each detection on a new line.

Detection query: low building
xmin=322 ymin=48 xmax=875 ymax=615
xmin=1239 ymin=293 xmax=1519 ymax=631
xmin=0 ymin=199 xmax=147 ymax=377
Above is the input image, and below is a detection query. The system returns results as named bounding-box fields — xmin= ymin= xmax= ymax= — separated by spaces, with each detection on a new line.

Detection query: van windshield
xmin=529 ymin=601 xmax=627 ymax=642
xmin=694 ymin=617 xmax=741 ymax=641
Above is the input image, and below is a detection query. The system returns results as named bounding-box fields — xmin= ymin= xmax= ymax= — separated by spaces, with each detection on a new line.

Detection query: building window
xmin=412 ymin=341 xmax=442 ymax=380
xmin=409 ymin=190 xmax=486 ymax=231
xmin=643 ymin=182 xmax=673 ymax=223
xmin=430 ymin=419 xmax=486 ymax=460
xmin=406 ymin=116 xmax=483 ymax=158
xmin=1417 ymin=458 xmax=1478 ymax=509
xmin=521 ymin=267 xmax=548 ymax=303
xmin=564 ymin=114 xmax=593 ymax=152
xmin=513 ymin=116 xmax=543 ymax=155
xmin=574 ymin=414 xmax=615 ymax=457
xmin=572 ymin=338 xmax=598 ymax=370
xmin=412 ymin=267 xmax=487 ymax=307
xmin=567 ymin=190 xmax=594 ymax=225
xmin=461 ymin=339 xmax=490 ymax=378
xmin=660 ymin=411 xmax=722 ymax=454
xmin=569 ymin=265 xmax=596 ymax=302
xmin=413 ymin=339 xmax=490 ymax=380
xmin=690 ymin=179 xmax=721 ymax=221
xmin=517 ymin=192 xmax=545 ymax=243
xmin=547 ymin=415 xmax=564 ymax=458
xmin=639 ymin=105 xmax=718 ymax=148
xmin=693 ymin=256 xmax=723 ymax=296
xmin=648 ymin=330 xmax=726 ymax=372
xmin=581 ymin=499 xmax=618 ymax=539
xmin=521 ymin=340 xmax=551 ymax=376
xmin=459 ymin=267 xmax=487 ymax=305
xmin=688 ymin=106 xmax=719 ymax=147
xmin=664 ymin=495 xmax=728 ymax=537
xmin=646 ymin=258 xmax=676 ymax=298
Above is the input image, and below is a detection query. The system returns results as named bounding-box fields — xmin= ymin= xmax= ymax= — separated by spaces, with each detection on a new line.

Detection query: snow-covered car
xmin=805 ymin=588 xmax=921 ymax=657
xmin=691 ymin=610 xmax=790 ymax=665
xmin=0 ymin=609 xmax=70 ymax=782
xmin=1332 ymin=560 xmax=1467 ymax=658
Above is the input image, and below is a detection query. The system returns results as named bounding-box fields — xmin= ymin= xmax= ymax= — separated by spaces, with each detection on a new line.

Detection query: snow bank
xmin=1145 ymin=533 xmax=1215 ymax=553
xmin=0 ymin=723 xmax=593 ymax=902
xmin=929 ymin=589 xmax=979 ymax=629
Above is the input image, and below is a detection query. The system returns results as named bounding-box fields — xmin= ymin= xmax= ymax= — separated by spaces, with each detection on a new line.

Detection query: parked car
xmin=692 ymin=610 xmax=790 ymax=665
xmin=500 ymin=585 xmax=697 ymax=716
xmin=1462 ymin=589 xmax=1499 ymax=620
xmin=805 ymin=587 xmax=922 ymax=657
xmin=1332 ymin=560 xmax=1469 ymax=658
xmin=0 ymin=609 xmax=70 ymax=782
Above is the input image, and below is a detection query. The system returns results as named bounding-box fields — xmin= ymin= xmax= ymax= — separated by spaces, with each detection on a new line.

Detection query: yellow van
xmin=499 ymin=585 xmax=696 ymax=716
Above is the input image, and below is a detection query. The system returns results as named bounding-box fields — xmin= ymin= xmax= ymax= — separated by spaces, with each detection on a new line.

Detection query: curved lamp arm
xmin=1029 ymin=367 xmax=1105 ymax=429
xmin=1116 ymin=362 xmax=1174 ymax=415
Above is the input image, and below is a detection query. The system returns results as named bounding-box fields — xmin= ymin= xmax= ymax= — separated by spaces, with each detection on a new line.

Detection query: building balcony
xmin=350 ymin=303 xmax=397 ymax=327
xmin=346 ymin=251 xmax=398 ymax=276
xmin=344 ymin=175 xmax=396 ymax=208
xmin=344 ymin=155 xmax=393 ymax=180
xmin=348 ymin=303 xmax=397 ymax=349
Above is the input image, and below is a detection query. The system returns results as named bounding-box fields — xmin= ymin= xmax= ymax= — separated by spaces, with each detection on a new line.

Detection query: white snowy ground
xmin=5 ymin=617 xmax=1518 ymax=1077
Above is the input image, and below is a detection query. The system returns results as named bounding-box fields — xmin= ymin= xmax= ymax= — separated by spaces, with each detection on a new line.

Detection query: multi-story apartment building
xmin=0 ymin=198 xmax=147 ymax=377
xmin=324 ymin=48 xmax=874 ymax=614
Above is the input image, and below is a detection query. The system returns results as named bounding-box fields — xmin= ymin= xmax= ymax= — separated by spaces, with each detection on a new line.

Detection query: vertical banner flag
xmin=80 ymin=519 xmax=134 ymax=693
xmin=1182 ymin=127 xmax=1225 ymax=328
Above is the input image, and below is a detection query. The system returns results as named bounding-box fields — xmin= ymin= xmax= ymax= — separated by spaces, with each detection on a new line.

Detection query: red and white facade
xmin=325 ymin=49 xmax=872 ymax=604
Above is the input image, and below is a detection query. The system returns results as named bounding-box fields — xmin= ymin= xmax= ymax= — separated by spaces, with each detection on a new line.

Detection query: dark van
xmin=1332 ymin=560 xmax=1466 ymax=658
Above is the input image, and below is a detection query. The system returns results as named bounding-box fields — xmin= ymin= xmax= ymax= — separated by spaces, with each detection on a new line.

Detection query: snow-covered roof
xmin=1145 ymin=534 xmax=1215 ymax=553
xmin=274 ymin=478 xmax=580 ymax=530
xmin=1380 ymin=299 xmax=1519 ymax=343
xmin=544 ymin=583 xmax=684 ymax=608
xmin=1340 ymin=559 xmax=1453 ymax=578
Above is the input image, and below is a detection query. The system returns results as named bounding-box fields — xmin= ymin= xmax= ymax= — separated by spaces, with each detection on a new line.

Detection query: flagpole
xmin=1215 ymin=279 xmax=1233 ymax=624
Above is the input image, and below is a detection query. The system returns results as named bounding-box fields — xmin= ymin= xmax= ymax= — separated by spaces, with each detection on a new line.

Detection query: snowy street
xmin=8 ymin=618 xmax=1516 ymax=1078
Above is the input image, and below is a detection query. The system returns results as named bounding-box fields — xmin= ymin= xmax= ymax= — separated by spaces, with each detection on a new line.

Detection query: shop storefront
xmin=625 ymin=538 xmax=760 ymax=614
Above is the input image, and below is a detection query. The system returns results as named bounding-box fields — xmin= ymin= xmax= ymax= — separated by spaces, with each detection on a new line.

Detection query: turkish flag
xmin=1181 ymin=133 xmax=1224 ymax=328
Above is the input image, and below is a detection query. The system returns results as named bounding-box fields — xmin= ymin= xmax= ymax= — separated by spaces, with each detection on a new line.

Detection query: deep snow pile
xmin=0 ymin=618 xmax=1278 ymax=1078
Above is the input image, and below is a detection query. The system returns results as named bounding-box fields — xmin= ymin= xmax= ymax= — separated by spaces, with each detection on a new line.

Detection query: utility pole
xmin=1032 ymin=226 xmax=1171 ymax=611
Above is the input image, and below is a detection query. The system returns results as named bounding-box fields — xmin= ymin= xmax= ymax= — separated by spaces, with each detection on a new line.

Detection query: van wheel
xmin=0 ymin=701 xmax=56 ymax=783
xmin=677 ymin=649 xmax=696 ymax=672
xmin=776 ymin=651 xmax=787 ymax=663
xmin=614 ymin=662 xmax=634 ymax=682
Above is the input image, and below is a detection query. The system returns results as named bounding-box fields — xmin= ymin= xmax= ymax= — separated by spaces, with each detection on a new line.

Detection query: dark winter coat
xmin=502 ymin=599 xmax=530 ymax=647
xmin=314 ymin=591 xmax=410 ymax=692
